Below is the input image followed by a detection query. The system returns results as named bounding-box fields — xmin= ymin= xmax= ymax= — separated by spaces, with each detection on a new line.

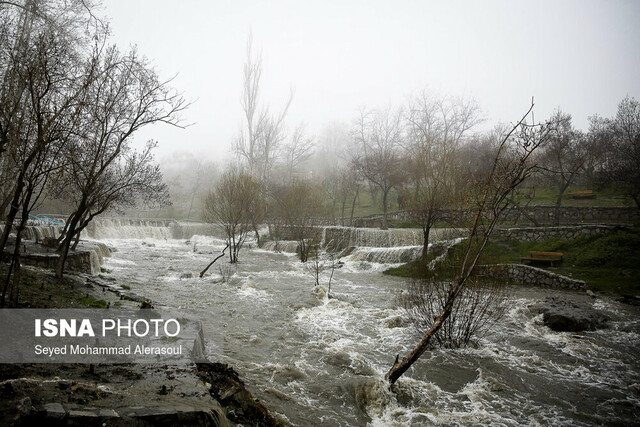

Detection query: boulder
xmin=196 ymin=362 xmax=279 ymax=427
xmin=383 ymin=316 xmax=404 ymax=328
xmin=312 ymin=285 xmax=327 ymax=299
xmin=620 ymin=294 xmax=640 ymax=306
xmin=534 ymin=297 xmax=608 ymax=332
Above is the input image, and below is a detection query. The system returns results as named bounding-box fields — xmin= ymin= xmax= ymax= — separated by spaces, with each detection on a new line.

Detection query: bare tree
xmin=336 ymin=166 xmax=360 ymax=226
xmin=54 ymin=45 xmax=186 ymax=278
xmin=204 ymin=167 xmax=263 ymax=263
xmin=283 ymin=123 xmax=314 ymax=184
xmin=401 ymin=274 xmax=510 ymax=348
xmin=596 ymin=97 xmax=640 ymax=209
xmin=353 ymin=107 xmax=406 ymax=229
xmin=0 ymin=0 xmax=115 ymax=303
xmin=386 ymin=101 xmax=556 ymax=385
xmin=275 ymin=180 xmax=323 ymax=262
xmin=320 ymin=167 xmax=341 ymax=225
xmin=306 ymin=244 xmax=338 ymax=296
xmin=235 ymin=33 xmax=293 ymax=184
xmin=538 ymin=110 xmax=587 ymax=224
xmin=0 ymin=0 xmax=102 ymax=262
xmin=404 ymin=93 xmax=481 ymax=258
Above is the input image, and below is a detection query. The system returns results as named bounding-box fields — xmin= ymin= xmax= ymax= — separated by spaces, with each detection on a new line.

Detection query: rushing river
xmin=92 ymin=226 xmax=639 ymax=426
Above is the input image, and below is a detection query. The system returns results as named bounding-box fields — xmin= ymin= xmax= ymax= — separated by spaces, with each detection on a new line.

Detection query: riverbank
xmin=0 ymin=259 xmax=282 ymax=426
xmin=384 ymin=228 xmax=640 ymax=296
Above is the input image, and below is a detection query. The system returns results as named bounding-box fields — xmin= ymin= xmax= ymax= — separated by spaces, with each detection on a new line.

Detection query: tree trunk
xmin=252 ymin=221 xmax=261 ymax=247
xmin=187 ymin=191 xmax=197 ymax=220
xmin=1 ymin=195 xmax=30 ymax=307
xmin=56 ymin=233 xmax=72 ymax=279
xmin=349 ymin=185 xmax=360 ymax=226
xmin=421 ymin=225 xmax=431 ymax=260
xmin=229 ymin=235 xmax=238 ymax=263
xmin=331 ymin=198 xmax=337 ymax=226
xmin=381 ymin=189 xmax=389 ymax=230
xmin=1 ymin=254 xmax=18 ymax=307
xmin=55 ymin=216 xmax=72 ymax=245
xmin=299 ymin=239 xmax=308 ymax=262
xmin=200 ymin=243 xmax=229 ymax=278
xmin=386 ymin=301 xmax=452 ymax=384
xmin=0 ymin=206 xmax=18 ymax=263
xmin=71 ymin=233 xmax=80 ymax=250
xmin=0 ymin=193 xmax=11 ymax=221
xmin=55 ymin=210 xmax=84 ymax=279
xmin=554 ymin=193 xmax=563 ymax=226
xmin=0 ymin=186 xmax=23 ymax=261
xmin=0 ymin=142 xmax=40 ymax=259
xmin=554 ymin=182 xmax=571 ymax=226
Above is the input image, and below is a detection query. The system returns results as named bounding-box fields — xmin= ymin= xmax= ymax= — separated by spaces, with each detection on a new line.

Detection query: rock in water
xmin=349 ymin=377 xmax=391 ymax=418
xmin=620 ymin=294 xmax=640 ymax=306
xmin=180 ymin=273 xmax=193 ymax=280
xmin=195 ymin=362 xmax=279 ymax=426
xmin=312 ymin=285 xmax=327 ymax=299
xmin=383 ymin=316 xmax=404 ymax=328
xmin=535 ymin=297 xmax=608 ymax=332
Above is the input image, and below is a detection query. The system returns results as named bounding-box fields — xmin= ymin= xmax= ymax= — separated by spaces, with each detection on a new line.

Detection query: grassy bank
xmin=0 ymin=264 xmax=112 ymax=309
xmin=384 ymin=229 xmax=640 ymax=295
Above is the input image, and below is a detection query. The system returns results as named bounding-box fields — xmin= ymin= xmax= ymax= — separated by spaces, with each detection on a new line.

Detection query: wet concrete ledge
xmin=3 ymin=240 xmax=111 ymax=276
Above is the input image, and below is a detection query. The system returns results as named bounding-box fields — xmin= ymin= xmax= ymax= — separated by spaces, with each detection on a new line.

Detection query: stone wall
xmin=478 ymin=264 xmax=586 ymax=290
xmin=493 ymin=224 xmax=629 ymax=242
xmin=501 ymin=206 xmax=639 ymax=225
xmin=344 ymin=206 xmax=639 ymax=228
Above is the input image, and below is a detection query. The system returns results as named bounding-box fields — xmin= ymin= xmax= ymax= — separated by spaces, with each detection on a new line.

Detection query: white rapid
xmin=345 ymin=246 xmax=423 ymax=264
xmin=82 ymin=218 xmax=174 ymax=240
xmin=7 ymin=217 xmax=226 ymax=242
xmin=26 ymin=220 xmax=640 ymax=425
xmin=322 ymin=226 xmax=464 ymax=250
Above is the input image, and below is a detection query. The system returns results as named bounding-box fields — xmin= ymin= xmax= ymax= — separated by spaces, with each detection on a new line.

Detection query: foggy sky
xmin=103 ymin=0 xmax=640 ymax=162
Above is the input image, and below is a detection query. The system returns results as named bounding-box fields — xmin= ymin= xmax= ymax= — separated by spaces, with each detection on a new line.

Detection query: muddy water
xmin=99 ymin=234 xmax=640 ymax=426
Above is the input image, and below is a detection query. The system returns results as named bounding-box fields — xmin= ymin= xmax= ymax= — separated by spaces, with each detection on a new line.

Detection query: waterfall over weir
xmin=22 ymin=225 xmax=64 ymax=241
xmin=5 ymin=217 xmax=227 ymax=241
xmin=82 ymin=219 xmax=226 ymax=240
xmin=82 ymin=218 xmax=174 ymax=240
xmin=259 ymin=227 xmax=464 ymax=264
xmin=261 ymin=241 xmax=300 ymax=253
xmin=317 ymin=226 xmax=466 ymax=264
xmin=0 ymin=223 xmax=64 ymax=242
xmin=9 ymin=218 xmax=462 ymax=265
xmin=321 ymin=226 xmax=464 ymax=250
xmin=322 ymin=226 xmax=424 ymax=250
xmin=346 ymin=245 xmax=424 ymax=264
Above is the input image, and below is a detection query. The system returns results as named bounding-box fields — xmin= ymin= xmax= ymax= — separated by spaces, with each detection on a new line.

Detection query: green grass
xmin=514 ymin=185 xmax=633 ymax=207
xmin=385 ymin=229 xmax=640 ymax=295
xmin=383 ymin=258 xmax=427 ymax=277
xmin=330 ymin=185 xmax=634 ymax=223
xmin=331 ymin=188 xmax=404 ymax=218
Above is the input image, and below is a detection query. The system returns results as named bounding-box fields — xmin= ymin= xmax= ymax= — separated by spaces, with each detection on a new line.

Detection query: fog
xmin=2 ymin=2 xmax=640 ymax=424
xmin=104 ymin=0 xmax=640 ymax=163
